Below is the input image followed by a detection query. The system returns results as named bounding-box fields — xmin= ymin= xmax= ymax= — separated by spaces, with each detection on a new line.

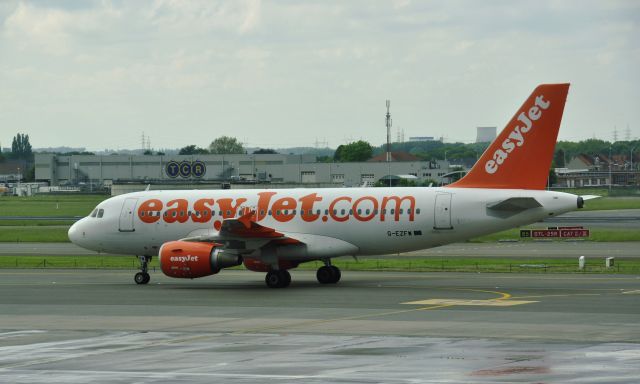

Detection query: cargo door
xmin=433 ymin=193 xmax=453 ymax=229
xmin=119 ymin=198 xmax=138 ymax=232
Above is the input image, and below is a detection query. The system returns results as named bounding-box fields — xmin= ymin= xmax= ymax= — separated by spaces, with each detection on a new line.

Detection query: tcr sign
xmin=166 ymin=160 xmax=206 ymax=178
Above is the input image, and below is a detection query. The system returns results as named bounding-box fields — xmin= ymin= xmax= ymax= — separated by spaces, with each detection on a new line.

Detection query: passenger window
xmin=341 ymin=209 xmax=345 ymax=215
xmin=399 ymin=209 xmax=404 ymax=214
xmin=390 ymin=209 xmax=395 ymax=214
xmin=366 ymin=209 xmax=370 ymax=214
xmin=416 ymin=208 xmax=421 ymax=214
xmin=90 ymin=209 xmax=98 ymax=218
xmin=141 ymin=211 xmax=145 ymax=217
xmin=97 ymin=209 xmax=104 ymax=218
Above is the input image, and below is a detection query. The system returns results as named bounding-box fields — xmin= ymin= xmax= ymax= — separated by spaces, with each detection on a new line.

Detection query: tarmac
xmin=1 ymin=269 xmax=639 ymax=383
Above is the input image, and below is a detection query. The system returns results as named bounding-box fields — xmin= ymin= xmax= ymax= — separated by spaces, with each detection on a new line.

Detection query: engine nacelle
xmin=159 ymin=241 xmax=242 ymax=279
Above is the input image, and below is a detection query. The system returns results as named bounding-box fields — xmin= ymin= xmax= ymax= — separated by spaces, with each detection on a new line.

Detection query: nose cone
xmin=68 ymin=219 xmax=88 ymax=247
xmin=68 ymin=221 xmax=81 ymax=244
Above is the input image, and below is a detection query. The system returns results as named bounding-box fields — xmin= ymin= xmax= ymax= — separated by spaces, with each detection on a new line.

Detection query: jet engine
xmin=159 ymin=241 xmax=242 ymax=278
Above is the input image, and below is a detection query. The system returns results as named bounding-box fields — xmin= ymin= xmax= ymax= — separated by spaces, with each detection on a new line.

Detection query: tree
xmin=334 ymin=140 xmax=373 ymax=162
xmin=209 ymin=136 xmax=245 ymax=154
xmin=11 ymin=133 xmax=32 ymax=159
xmin=253 ymin=148 xmax=278 ymax=154
xmin=179 ymin=145 xmax=209 ymax=155
xmin=554 ymin=149 xmax=566 ymax=167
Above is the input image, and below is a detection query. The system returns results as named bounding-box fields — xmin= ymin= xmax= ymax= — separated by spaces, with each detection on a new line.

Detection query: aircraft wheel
xmin=280 ymin=270 xmax=291 ymax=287
xmin=134 ymin=272 xmax=150 ymax=285
xmin=316 ymin=266 xmax=334 ymax=284
xmin=265 ymin=270 xmax=290 ymax=288
xmin=329 ymin=266 xmax=341 ymax=283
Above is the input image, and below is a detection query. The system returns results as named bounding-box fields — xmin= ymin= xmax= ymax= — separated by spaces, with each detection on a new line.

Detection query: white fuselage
xmin=68 ymin=187 xmax=578 ymax=260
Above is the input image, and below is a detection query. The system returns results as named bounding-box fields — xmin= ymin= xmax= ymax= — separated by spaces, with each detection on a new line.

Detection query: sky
xmin=1 ymin=0 xmax=639 ymax=151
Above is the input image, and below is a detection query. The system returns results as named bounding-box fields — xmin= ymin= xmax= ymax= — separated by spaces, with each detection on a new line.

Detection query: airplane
xmin=69 ymin=83 xmax=589 ymax=288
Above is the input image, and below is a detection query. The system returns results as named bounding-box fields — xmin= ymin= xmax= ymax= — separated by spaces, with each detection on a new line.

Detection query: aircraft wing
xmin=179 ymin=211 xmax=302 ymax=254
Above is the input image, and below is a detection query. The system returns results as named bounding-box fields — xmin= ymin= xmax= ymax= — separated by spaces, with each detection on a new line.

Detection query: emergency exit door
xmin=433 ymin=193 xmax=453 ymax=229
xmin=119 ymin=198 xmax=138 ymax=232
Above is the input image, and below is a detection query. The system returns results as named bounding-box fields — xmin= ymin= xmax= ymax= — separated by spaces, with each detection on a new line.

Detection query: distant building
xmin=557 ymin=153 xmax=639 ymax=187
xmin=34 ymin=153 xmax=464 ymax=195
xmin=476 ymin=127 xmax=497 ymax=143
xmin=368 ymin=152 xmax=421 ymax=162
xmin=408 ymin=136 xmax=438 ymax=142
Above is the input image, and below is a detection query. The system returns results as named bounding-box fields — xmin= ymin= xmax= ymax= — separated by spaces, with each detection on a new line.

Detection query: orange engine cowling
xmin=159 ymin=241 xmax=242 ymax=279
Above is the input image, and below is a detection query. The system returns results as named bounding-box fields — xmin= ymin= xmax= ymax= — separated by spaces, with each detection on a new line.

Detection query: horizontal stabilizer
xmin=580 ymin=195 xmax=602 ymax=201
xmin=487 ymin=197 xmax=542 ymax=212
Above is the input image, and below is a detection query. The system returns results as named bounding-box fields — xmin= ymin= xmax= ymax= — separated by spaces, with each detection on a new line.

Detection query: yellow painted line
xmin=402 ymin=288 xmax=539 ymax=307
xmin=453 ymin=288 xmax=511 ymax=300
xmin=404 ymin=299 xmax=537 ymax=307
xmin=511 ymin=293 xmax=601 ymax=299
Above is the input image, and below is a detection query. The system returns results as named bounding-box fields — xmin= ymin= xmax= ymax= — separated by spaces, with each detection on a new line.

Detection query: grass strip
xmin=1 ymin=225 xmax=640 ymax=243
xmin=0 ymin=195 xmax=106 ymax=217
xmin=0 ymin=227 xmax=71 ymax=242
xmin=1 ymin=255 xmax=638 ymax=274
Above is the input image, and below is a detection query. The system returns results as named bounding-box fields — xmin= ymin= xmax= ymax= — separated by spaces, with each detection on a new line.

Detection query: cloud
xmin=0 ymin=1 xmax=639 ymax=149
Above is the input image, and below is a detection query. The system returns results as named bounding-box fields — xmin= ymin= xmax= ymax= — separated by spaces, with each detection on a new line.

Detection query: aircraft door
xmin=433 ymin=193 xmax=453 ymax=229
xmin=119 ymin=198 xmax=138 ymax=232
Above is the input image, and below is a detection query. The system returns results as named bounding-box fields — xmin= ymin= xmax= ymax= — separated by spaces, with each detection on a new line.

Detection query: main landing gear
xmin=316 ymin=261 xmax=341 ymax=284
xmin=265 ymin=269 xmax=291 ymax=288
xmin=134 ymin=255 xmax=151 ymax=285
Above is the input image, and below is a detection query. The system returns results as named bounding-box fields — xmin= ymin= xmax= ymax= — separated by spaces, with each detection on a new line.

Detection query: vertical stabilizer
xmin=448 ymin=83 xmax=569 ymax=190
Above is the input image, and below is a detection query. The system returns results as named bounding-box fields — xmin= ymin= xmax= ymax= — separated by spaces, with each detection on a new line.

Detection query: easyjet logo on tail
xmin=485 ymin=95 xmax=550 ymax=174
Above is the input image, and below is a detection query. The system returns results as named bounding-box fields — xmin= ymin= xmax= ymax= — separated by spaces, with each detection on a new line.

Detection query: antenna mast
xmin=386 ymin=100 xmax=392 ymax=162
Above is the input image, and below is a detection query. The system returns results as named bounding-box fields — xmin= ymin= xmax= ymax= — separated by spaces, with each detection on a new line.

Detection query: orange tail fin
xmin=448 ymin=83 xmax=570 ymax=190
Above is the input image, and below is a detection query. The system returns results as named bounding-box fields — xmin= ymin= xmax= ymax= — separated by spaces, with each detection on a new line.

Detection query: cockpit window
xmin=97 ymin=209 xmax=104 ymax=218
xmin=90 ymin=209 xmax=98 ymax=218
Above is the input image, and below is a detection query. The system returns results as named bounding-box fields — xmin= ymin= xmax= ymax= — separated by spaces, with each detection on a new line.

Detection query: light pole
xmin=608 ymin=145 xmax=612 ymax=192
xmin=631 ymin=146 xmax=636 ymax=171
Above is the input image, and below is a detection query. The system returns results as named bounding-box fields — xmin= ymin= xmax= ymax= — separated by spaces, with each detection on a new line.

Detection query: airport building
xmin=34 ymin=153 xmax=459 ymax=195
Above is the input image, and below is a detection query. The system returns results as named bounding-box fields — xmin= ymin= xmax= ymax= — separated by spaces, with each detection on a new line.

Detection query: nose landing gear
xmin=134 ymin=255 xmax=151 ymax=285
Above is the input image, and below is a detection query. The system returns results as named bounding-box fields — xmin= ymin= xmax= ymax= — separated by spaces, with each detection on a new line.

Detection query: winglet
xmin=237 ymin=208 xmax=255 ymax=229
xmin=448 ymin=83 xmax=570 ymax=190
